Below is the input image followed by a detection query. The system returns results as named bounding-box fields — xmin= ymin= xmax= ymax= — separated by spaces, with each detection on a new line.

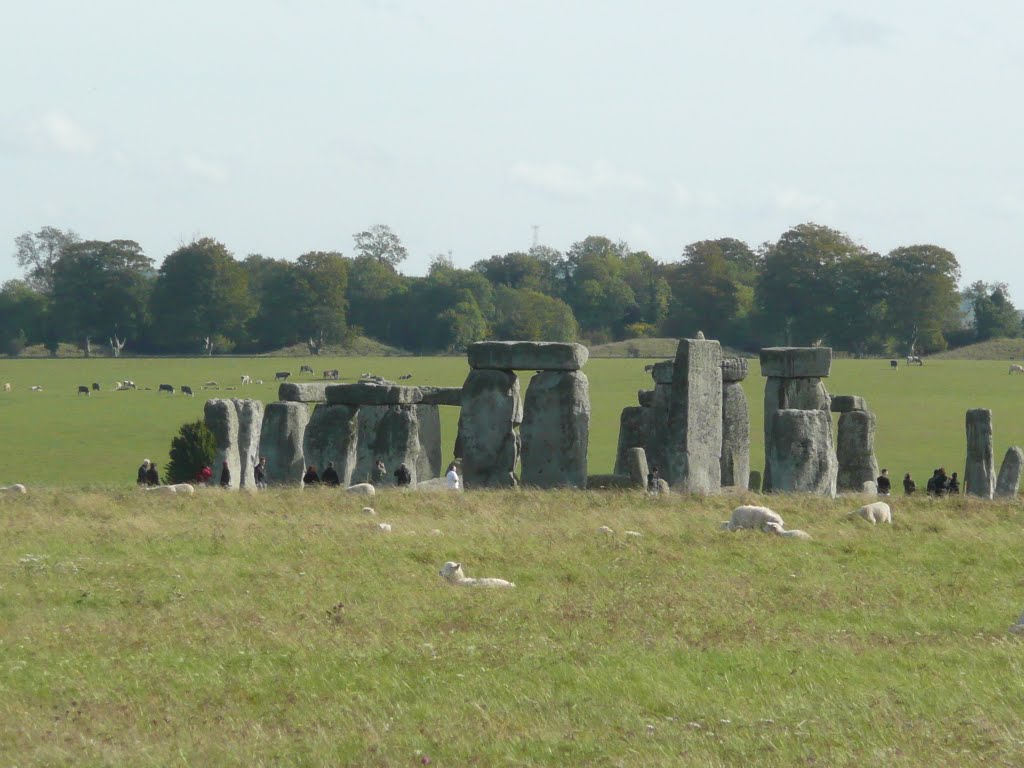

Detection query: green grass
xmin=1 ymin=356 xmax=1023 ymax=488
xmin=1 ymin=488 xmax=1024 ymax=765
xmin=931 ymin=338 xmax=1024 ymax=360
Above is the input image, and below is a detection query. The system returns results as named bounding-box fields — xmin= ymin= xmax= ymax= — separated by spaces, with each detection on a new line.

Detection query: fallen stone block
xmin=468 ymin=341 xmax=589 ymax=371
xmin=278 ymin=382 xmax=330 ymax=403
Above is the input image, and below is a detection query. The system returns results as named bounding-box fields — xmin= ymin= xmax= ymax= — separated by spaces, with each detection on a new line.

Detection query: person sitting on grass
xmin=903 ymin=472 xmax=916 ymax=495
xmin=303 ymin=465 xmax=320 ymax=486
xmin=394 ymin=463 xmax=411 ymax=487
xmin=145 ymin=462 xmax=160 ymax=487
xmin=876 ymin=468 xmax=891 ymax=496
xmin=321 ymin=461 xmax=340 ymax=487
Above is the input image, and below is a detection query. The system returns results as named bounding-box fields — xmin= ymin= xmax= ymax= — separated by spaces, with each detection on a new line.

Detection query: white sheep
xmin=764 ymin=521 xmax=813 ymax=540
xmin=439 ymin=561 xmax=515 ymax=588
xmin=3 ymin=382 xmax=11 ymax=392
xmin=854 ymin=501 xmax=892 ymax=524
xmin=362 ymin=506 xmax=376 ymax=515
xmin=625 ymin=530 xmax=642 ymax=538
xmin=598 ymin=525 xmax=614 ymax=534
xmin=376 ymin=522 xmax=392 ymax=533
xmin=721 ymin=505 xmax=785 ymax=532
xmin=347 ymin=483 xmax=376 ymax=496
xmin=1 ymin=483 xmax=27 ymax=494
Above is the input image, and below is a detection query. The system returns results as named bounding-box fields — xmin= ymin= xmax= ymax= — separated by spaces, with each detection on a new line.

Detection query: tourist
xmin=394 ymin=462 xmax=411 ymax=487
xmin=137 ymin=459 xmax=150 ymax=486
xmin=321 ymin=461 xmax=340 ymax=487
xmin=947 ymin=471 xmax=960 ymax=495
xmin=195 ymin=465 xmax=213 ymax=485
xmin=254 ymin=456 xmax=267 ymax=489
xmin=371 ymin=458 xmax=387 ymax=485
xmin=220 ymin=460 xmax=231 ymax=488
xmin=903 ymin=472 xmax=916 ymax=495
xmin=145 ymin=462 xmax=160 ymax=487
xmin=303 ymin=464 xmax=320 ymax=485
xmin=446 ymin=462 xmax=461 ymax=490
xmin=647 ymin=464 xmax=660 ymax=492
xmin=876 ymin=468 xmax=891 ymax=496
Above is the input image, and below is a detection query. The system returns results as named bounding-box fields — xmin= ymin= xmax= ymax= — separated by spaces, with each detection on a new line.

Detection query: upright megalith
xmin=720 ymin=357 xmax=750 ymax=488
xmin=234 ymin=399 xmax=264 ymax=489
xmin=667 ymin=337 xmax=722 ymax=493
xmin=303 ymin=404 xmax=360 ymax=487
xmin=614 ymin=406 xmax=649 ymax=476
xmin=353 ymin=405 xmax=422 ymax=487
xmin=965 ymin=409 xmax=995 ymax=499
xmin=625 ymin=447 xmax=649 ymax=490
xmin=354 ymin=406 xmax=388 ymax=483
xmin=766 ymin=409 xmax=837 ymax=496
xmin=259 ymin=402 xmax=310 ymax=485
xmin=996 ymin=446 xmax=1024 ymax=498
xmin=520 ymin=370 xmax=590 ymax=488
xmin=415 ymin=403 xmax=442 ymax=480
xmin=836 ymin=410 xmax=879 ymax=493
xmin=457 ymin=369 xmax=522 ymax=488
xmin=204 ymin=399 xmax=240 ymax=489
xmin=761 ymin=347 xmax=834 ymax=493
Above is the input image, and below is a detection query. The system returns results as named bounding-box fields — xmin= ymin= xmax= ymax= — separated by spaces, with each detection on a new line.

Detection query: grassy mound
xmin=930 ymin=338 xmax=1024 ymax=360
xmin=2 ymin=487 xmax=1023 ymax=765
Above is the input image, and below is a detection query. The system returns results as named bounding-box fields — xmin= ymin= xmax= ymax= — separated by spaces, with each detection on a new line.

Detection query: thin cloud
xmin=814 ymin=11 xmax=891 ymax=48
xmin=183 ymin=154 xmax=229 ymax=184
xmin=671 ymin=181 xmax=720 ymax=209
xmin=39 ymin=111 xmax=96 ymax=154
xmin=510 ymin=160 xmax=648 ymax=197
xmin=771 ymin=186 xmax=837 ymax=219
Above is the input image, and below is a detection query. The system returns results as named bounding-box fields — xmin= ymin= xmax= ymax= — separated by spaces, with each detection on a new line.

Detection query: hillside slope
xmin=930 ymin=338 xmax=1024 ymax=360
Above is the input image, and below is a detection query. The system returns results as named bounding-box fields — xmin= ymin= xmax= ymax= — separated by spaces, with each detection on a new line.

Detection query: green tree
xmin=295 ymin=251 xmax=348 ymax=343
xmin=346 ymin=255 xmax=408 ymax=339
xmin=471 ymin=251 xmax=555 ymax=294
xmin=965 ymin=281 xmax=1021 ymax=341
xmin=353 ymin=224 xmax=408 ymax=267
xmin=827 ymin=252 xmax=889 ymax=355
xmin=13 ymin=226 xmax=80 ymax=293
xmin=492 ymin=286 xmax=578 ymax=341
xmin=0 ymin=280 xmax=47 ymax=346
xmin=884 ymin=245 xmax=961 ymax=353
xmin=50 ymin=240 xmax=153 ymax=344
xmin=150 ymin=238 xmax=253 ymax=352
xmin=165 ymin=421 xmax=216 ymax=484
xmin=245 ymin=258 xmax=303 ymax=349
xmin=663 ymin=241 xmax=744 ymax=341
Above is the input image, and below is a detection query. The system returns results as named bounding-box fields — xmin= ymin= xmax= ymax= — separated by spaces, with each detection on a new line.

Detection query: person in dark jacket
xmin=393 ymin=463 xmax=411 ymax=487
xmin=647 ymin=464 xmax=660 ymax=492
xmin=253 ymin=457 xmax=267 ymax=489
xmin=934 ymin=467 xmax=949 ymax=496
xmin=926 ymin=469 xmax=940 ymax=495
xmin=371 ymin=458 xmax=387 ymax=485
xmin=321 ymin=461 xmax=340 ymax=487
xmin=947 ymin=471 xmax=960 ymax=495
xmin=145 ymin=463 xmax=159 ymax=486
xmin=137 ymin=459 xmax=150 ymax=486
xmin=303 ymin=465 xmax=320 ymax=485
xmin=876 ymin=469 xmax=891 ymax=495
xmin=903 ymin=472 xmax=916 ymax=495
xmin=220 ymin=460 xmax=231 ymax=488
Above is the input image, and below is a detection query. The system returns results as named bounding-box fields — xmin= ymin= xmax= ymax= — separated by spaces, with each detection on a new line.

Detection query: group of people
xmin=301 ymin=457 xmax=461 ymax=489
xmin=136 ymin=459 xmax=160 ymax=486
xmin=877 ymin=467 xmax=961 ymax=496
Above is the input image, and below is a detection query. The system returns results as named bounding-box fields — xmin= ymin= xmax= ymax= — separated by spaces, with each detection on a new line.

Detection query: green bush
xmin=166 ymin=420 xmax=216 ymax=484
xmin=3 ymin=330 xmax=27 ymax=357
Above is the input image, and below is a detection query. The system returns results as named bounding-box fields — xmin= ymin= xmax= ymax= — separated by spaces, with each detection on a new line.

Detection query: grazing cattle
xmin=158 ymin=384 xmax=175 ymax=394
xmin=91 ymin=382 xmax=100 ymax=391
xmin=3 ymin=382 xmax=10 ymax=392
xmin=399 ymin=373 xmax=413 ymax=380
xmin=182 ymin=385 xmax=194 ymax=397
xmin=275 ymin=371 xmax=291 ymax=381
xmin=323 ymin=369 xmax=340 ymax=380
xmin=240 ymin=375 xmax=251 ymax=385
xmin=1010 ymin=365 xmax=1024 ymax=375
xmin=907 ymin=355 xmax=923 ymax=366
xmin=890 ymin=360 xmax=898 ymax=370
xmin=30 ymin=385 xmax=43 ymax=391
xmin=121 ymin=380 xmax=137 ymax=390
xmin=77 ymin=385 xmax=90 ymax=396
xmin=299 ymin=365 xmax=314 ymax=375
xmin=643 ymin=364 xmax=654 ymax=373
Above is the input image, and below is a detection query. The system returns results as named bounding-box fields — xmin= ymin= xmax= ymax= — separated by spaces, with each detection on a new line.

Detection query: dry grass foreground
xmin=2 ymin=487 xmax=1024 ymax=767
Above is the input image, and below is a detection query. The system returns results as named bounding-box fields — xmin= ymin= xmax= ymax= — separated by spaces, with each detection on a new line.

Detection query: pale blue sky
xmin=2 ymin=0 xmax=1022 ymax=302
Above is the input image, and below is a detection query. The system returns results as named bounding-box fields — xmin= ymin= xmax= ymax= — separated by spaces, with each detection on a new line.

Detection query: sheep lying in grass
xmin=1 ymin=484 xmax=27 ymax=494
xmin=146 ymin=484 xmax=195 ymax=495
xmin=346 ymin=483 xmax=375 ymax=496
xmin=721 ymin=505 xmax=784 ymax=532
xmin=361 ymin=506 xmax=376 ymax=516
xmin=439 ymin=561 xmax=516 ymax=588
xmin=376 ymin=523 xmax=392 ymax=533
xmin=854 ymin=501 xmax=892 ymax=524
xmin=763 ymin=521 xmax=813 ymax=540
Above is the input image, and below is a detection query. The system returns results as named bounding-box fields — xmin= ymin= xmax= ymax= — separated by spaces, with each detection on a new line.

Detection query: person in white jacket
xmin=446 ymin=463 xmax=461 ymax=490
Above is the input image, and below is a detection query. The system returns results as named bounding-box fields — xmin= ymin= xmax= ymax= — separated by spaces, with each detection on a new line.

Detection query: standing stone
xmin=996 ymin=446 xmax=1024 ymax=498
xmin=614 ymin=406 xmax=648 ymax=476
xmin=748 ymin=470 xmax=762 ymax=492
xmin=371 ymin=406 xmax=422 ymax=487
xmin=625 ymin=447 xmax=649 ymax=490
xmin=667 ymin=338 xmax=722 ymax=493
xmin=415 ymin=403 xmax=442 ymax=480
xmin=258 ymin=402 xmax=310 ymax=485
xmin=303 ymin=404 xmax=360 ymax=487
xmin=354 ymin=405 xmax=388 ymax=483
xmin=762 ymin=375 xmax=832 ymax=492
xmin=647 ymin=383 xmax=673 ymax=477
xmin=457 ymin=369 xmax=521 ymax=488
xmin=766 ymin=409 xmax=837 ymax=496
xmin=520 ymin=370 xmax=590 ymax=488
xmin=836 ymin=410 xmax=879 ymax=493
xmin=204 ymin=399 xmax=240 ymax=490
xmin=965 ymin=408 xmax=995 ymax=499
xmin=233 ymin=399 xmax=264 ymax=489
xmin=721 ymin=381 xmax=750 ymax=488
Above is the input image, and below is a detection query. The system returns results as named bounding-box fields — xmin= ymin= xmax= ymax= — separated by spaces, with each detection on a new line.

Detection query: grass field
xmin=1 ymin=488 xmax=1023 ymax=765
xmin=0 ymin=355 xmax=1023 ymax=487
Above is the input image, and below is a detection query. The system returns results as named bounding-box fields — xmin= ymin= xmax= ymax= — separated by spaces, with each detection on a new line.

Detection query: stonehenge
xmin=835 ymin=407 xmax=879 ymax=493
xmin=964 ymin=409 xmax=995 ymax=499
xmin=520 ymin=370 xmax=590 ymax=488
xmin=766 ymin=409 xmax=838 ymax=496
xmin=203 ymin=398 xmax=264 ymax=490
xmin=996 ymin=446 xmax=1023 ymax=498
xmin=720 ymin=357 xmax=750 ymax=488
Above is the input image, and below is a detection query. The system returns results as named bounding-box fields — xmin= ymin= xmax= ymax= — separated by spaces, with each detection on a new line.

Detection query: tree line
xmin=2 ymin=222 xmax=1020 ymax=357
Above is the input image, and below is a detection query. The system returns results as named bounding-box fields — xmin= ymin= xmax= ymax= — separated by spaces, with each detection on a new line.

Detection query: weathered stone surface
xmin=721 ymin=381 xmax=750 ymax=488
xmin=625 ymin=446 xmax=649 ymax=490
xmin=302 ymin=404 xmax=360 ymax=487
xmin=830 ymin=395 xmax=868 ymax=413
xmin=965 ymin=408 xmax=995 ymax=499
xmin=233 ymin=399 xmax=264 ymax=489
xmin=996 ymin=446 xmax=1024 ymax=498
xmin=862 ymin=480 xmax=878 ymax=494
xmin=667 ymin=338 xmax=722 ymax=493
xmin=521 ymin=370 xmax=590 ymax=488
xmin=748 ymin=470 xmax=762 ymax=492
xmin=759 ymin=347 xmax=832 ymax=378
xmin=766 ymin=409 xmax=837 ymax=496
xmin=836 ymin=410 xmax=879 ymax=492
xmin=457 ymin=369 xmax=521 ymax=488
xmin=353 ymin=405 xmax=421 ymax=487
xmin=278 ymin=382 xmax=330 ymax=403
xmin=721 ymin=357 xmax=749 ymax=383
xmin=468 ymin=341 xmax=589 ymax=371
xmin=762 ymin=376 xmax=832 ymax=492
xmin=652 ymin=478 xmax=670 ymax=495
xmin=650 ymin=360 xmax=674 ymax=384
xmin=637 ymin=388 xmax=655 ymax=407
xmin=326 ymin=382 xmax=423 ymax=406
xmin=647 ymin=383 xmax=672 ymax=474
xmin=614 ymin=406 xmax=648 ymax=476
xmin=258 ymin=402 xmax=310 ymax=485
xmin=586 ymin=474 xmax=635 ymax=489
xmin=418 ymin=386 xmax=462 ymax=406
xmin=415 ymin=403 xmax=442 ymax=480
xmin=204 ymin=399 xmax=240 ymax=490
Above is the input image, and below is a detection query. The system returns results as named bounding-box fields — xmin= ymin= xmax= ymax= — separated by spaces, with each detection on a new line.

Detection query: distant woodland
xmin=3 ymin=222 xmax=1020 ymax=357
